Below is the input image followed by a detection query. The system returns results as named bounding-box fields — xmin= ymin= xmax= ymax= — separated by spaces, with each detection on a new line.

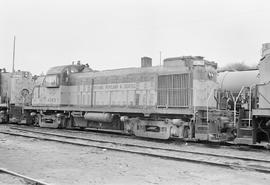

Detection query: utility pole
xmin=159 ymin=51 xmax=162 ymax=66
xmin=12 ymin=36 xmax=16 ymax=73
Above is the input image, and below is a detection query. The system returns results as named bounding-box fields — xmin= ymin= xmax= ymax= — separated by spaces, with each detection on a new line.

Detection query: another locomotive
xmin=0 ymin=69 xmax=34 ymax=123
xmin=235 ymin=43 xmax=270 ymax=146
xmin=214 ymin=44 xmax=270 ymax=147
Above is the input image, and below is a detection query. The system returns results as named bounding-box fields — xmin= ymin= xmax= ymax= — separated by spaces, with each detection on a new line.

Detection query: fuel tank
xmin=84 ymin=112 xmax=113 ymax=122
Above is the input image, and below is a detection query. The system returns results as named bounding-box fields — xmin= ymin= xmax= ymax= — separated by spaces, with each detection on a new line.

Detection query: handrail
xmin=248 ymin=84 xmax=255 ymax=127
xmin=230 ymin=86 xmax=245 ymax=128
xmin=206 ymin=88 xmax=216 ymax=124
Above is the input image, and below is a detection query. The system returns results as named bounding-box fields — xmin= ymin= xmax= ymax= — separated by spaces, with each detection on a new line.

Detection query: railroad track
xmin=6 ymin=124 xmax=267 ymax=150
xmin=0 ymin=168 xmax=50 ymax=185
xmin=1 ymin=126 xmax=270 ymax=174
xmin=8 ymin=126 xmax=270 ymax=163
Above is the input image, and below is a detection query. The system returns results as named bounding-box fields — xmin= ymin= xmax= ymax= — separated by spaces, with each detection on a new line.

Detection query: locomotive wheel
xmin=231 ymin=128 xmax=237 ymax=138
xmin=33 ymin=115 xmax=40 ymax=127
xmin=183 ymin=126 xmax=190 ymax=138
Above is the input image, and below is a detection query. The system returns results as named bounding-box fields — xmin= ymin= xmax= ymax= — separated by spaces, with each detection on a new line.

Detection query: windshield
xmin=45 ymin=75 xmax=59 ymax=87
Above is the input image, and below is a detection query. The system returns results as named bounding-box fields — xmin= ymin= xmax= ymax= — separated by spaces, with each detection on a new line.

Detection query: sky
xmin=1 ymin=0 xmax=270 ymax=75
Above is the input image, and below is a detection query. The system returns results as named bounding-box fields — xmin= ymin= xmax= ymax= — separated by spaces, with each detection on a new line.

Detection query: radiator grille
xmin=157 ymin=74 xmax=191 ymax=107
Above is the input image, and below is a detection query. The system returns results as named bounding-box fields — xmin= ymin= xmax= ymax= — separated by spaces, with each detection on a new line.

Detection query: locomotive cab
xmin=30 ymin=63 xmax=88 ymax=128
xmin=32 ymin=63 xmax=84 ymax=106
xmin=45 ymin=64 xmax=83 ymax=87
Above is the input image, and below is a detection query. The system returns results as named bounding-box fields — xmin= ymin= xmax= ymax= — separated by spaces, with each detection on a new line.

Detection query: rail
xmin=0 ymin=168 xmax=51 ymax=185
xmin=1 ymin=126 xmax=270 ymax=173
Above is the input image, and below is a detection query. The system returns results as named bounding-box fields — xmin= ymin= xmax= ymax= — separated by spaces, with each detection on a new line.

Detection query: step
xmin=234 ymin=137 xmax=254 ymax=145
xmin=241 ymin=118 xmax=252 ymax=121
xmin=239 ymin=127 xmax=253 ymax=131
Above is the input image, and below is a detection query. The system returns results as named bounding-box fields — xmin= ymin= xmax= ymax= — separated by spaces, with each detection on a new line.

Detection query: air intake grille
xmin=157 ymin=74 xmax=191 ymax=107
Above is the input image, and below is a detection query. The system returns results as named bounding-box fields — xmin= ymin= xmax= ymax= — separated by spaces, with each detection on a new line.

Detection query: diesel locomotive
xmin=24 ymin=56 xmax=233 ymax=141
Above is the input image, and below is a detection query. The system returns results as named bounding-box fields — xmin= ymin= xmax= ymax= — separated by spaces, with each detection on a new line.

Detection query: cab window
xmin=45 ymin=75 xmax=59 ymax=87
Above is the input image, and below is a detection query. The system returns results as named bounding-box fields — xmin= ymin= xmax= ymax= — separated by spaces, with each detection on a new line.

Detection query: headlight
xmin=56 ymin=113 xmax=63 ymax=118
xmin=30 ymin=112 xmax=37 ymax=116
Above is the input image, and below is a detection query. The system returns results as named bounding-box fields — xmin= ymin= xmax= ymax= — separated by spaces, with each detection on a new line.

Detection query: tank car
xmin=218 ymin=70 xmax=259 ymax=93
xmin=216 ymin=69 xmax=259 ymax=136
xmin=24 ymin=56 xmax=235 ymax=141
xmin=216 ymin=70 xmax=259 ymax=110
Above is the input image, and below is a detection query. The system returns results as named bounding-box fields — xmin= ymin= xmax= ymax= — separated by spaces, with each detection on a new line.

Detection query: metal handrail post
xmin=248 ymin=84 xmax=255 ymax=127
xmin=233 ymin=86 xmax=245 ymax=127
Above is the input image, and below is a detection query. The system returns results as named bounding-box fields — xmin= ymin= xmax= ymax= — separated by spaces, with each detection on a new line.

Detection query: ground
xmin=0 ymin=133 xmax=270 ymax=185
xmin=0 ymin=174 xmax=27 ymax=185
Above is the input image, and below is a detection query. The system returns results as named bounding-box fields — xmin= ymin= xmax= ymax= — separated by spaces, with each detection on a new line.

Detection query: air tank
xmin=217 ymin=70 xmax=259 ymax=92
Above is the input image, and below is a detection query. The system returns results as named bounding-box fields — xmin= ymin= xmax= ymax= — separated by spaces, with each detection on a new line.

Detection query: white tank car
xmin=217 ymin=70 xmax=259 ymax=93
